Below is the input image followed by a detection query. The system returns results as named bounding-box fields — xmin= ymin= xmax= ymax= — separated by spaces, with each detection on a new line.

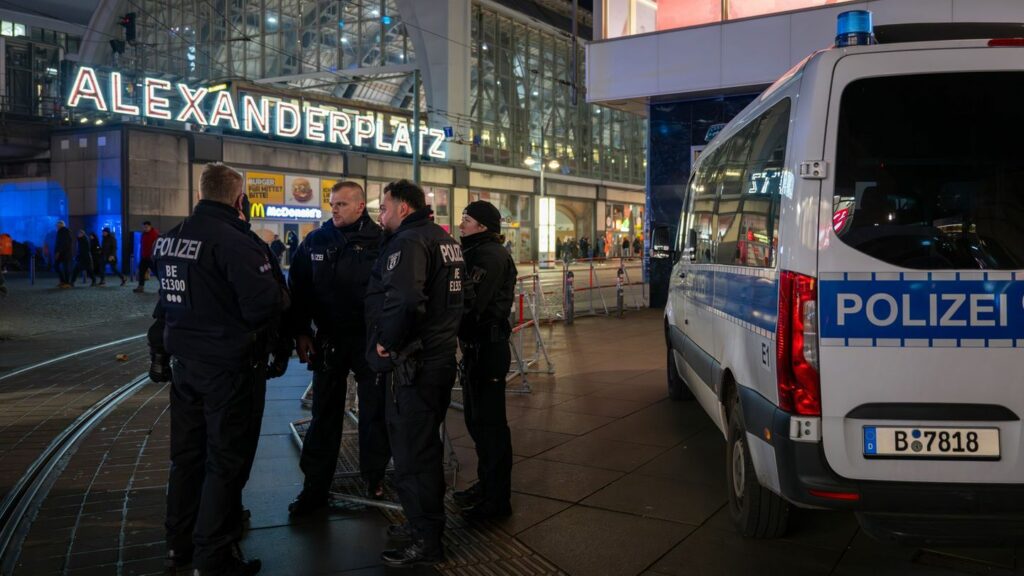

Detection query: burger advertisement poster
xmin=286 ymin=175 xmax=318 ymax=206
xmin=246 ymin=172 xmax=285 ymax=204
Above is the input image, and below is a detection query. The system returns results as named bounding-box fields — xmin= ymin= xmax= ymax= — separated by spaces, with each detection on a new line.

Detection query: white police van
xmin=664 ymin=12 xmax=1024 ymax=544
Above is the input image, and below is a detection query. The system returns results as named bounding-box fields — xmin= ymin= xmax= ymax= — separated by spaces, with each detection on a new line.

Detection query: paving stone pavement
xmin=3 ymin=309 xmax=1024 ymax=575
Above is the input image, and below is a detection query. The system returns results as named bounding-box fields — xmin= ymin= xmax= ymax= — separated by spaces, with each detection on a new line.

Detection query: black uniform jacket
xmin=365 ymin=208 xmax=466 ymax=369
xmin=56 ymin=227 xmax=72 ymax=260
xmin=153 ymin=200 xmax=282 ymax=369
xmin=460 ymin=232 xmax=518 ymax=343
xmin=289 ymin=211 xmax=382 ymax=340
xmin=102 ymin=234 xmax=118 ymax=263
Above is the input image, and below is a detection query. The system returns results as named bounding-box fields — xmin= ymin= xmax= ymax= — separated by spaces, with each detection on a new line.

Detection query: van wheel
xmin=667 ymin=347 xmax=694 ymax=401
xmin=725 ymin=394 xmax=789 ymax=538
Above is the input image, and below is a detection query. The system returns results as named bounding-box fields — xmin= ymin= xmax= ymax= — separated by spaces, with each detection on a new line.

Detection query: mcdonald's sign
xmin=250 ymin=202 xmax=266 ymax=219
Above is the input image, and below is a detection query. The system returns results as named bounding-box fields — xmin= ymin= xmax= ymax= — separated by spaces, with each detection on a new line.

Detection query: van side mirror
xmin=650 ymin=226 xmax=673 ymax=260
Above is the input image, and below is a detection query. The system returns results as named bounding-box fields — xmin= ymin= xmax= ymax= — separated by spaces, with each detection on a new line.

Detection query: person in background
xmin=55 ymin=221 xmax=73 ymax=288
xmin=99 ymin=227 xmax=127 ymax=286
xmin=270 ymin=234 xmax=286 ymax=264
xmin=633 ymin=235 xmax=642 ymax=256
xmin=89 ymin=232 xmax=102 ymax=281
xmin=135 ymin=221 xmax=160 ymax=293
xmin=72 ymin=229 xmax=95 ymax=286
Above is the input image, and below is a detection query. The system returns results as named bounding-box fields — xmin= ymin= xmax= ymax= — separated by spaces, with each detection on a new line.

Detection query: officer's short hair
xmin=331 ymin=180 xmax=365 ymax=200
xmin=200 ymin=163 xmax=244 ymax=205
xmin=383 ymin=179 xmax=425 ymax=211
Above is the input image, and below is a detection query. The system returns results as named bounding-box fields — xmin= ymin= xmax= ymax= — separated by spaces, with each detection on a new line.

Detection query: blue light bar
xmin=835 ymin=10 xmax=876 ymax=47
xmin=381 ymin=14 xmax=392 ymax=25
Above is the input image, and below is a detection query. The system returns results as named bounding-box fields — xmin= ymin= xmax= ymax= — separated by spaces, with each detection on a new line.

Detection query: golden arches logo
xmin=249 ymin=202 xmax=266 ymax=219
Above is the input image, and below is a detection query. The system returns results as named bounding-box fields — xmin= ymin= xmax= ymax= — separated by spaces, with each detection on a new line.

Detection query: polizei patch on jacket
xmin=152 ymin=237 xmax=203 ymax=260
xmin=387 ymin=251 xmax=401 ymax=271
xmin=439 ymin=244 xmax=464 ymax=264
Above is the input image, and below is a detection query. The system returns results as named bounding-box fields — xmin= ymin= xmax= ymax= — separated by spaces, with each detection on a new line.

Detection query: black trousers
xmin=99 ymin=259 xmax=125 ymax=283
xmin=55 ymin=257 xmax=72 ymax=284
xmin=239 ymin=363 xmax=267 ymax=510
xmin=299 ymin=340 xmax=388 ymax=497
xmin=385 ymin=361 xmax=456 ymax=550
xmin=138 ymin=257 xmax=153 ymax=287
xmin=165 ymin=358 xmax=255 ymax=570
xmin=463 ymin=341 xmax=513 ymax=506
xmin=72 ymin=258 xmax=94 ymax=284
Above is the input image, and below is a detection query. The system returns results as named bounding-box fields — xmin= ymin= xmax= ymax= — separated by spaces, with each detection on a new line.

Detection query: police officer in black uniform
xmin=287 ymin=180 xmax=389 ymax=516
xmin=152 ymin=163 xmax=283 ymax=576
xmin=365 ymin=179 xmax=465 ymax=567
xmin=451 ymin=201 xmax=517 ymax=519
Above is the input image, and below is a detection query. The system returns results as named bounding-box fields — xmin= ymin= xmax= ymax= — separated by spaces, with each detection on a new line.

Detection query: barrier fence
xmin=523 ymin=257 xmax=648 ymax=323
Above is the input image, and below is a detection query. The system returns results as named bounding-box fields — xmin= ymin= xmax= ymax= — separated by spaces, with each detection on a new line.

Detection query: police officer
xmin=152 ymin=163 xmax=283 ymax=576
xmin=451 ymin=201 xmax=517 ymax=519
xmin=365 ymin=179 xmax=465 ymax=567
xmin=150 ymin=193 xmax=289 ymax=573
xmin=287 ymin=181 xmax=388 ymax=516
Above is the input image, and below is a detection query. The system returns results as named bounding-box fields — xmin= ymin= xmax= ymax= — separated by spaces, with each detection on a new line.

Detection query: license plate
xmin=863 ymin=426 xmax=1000 ymax=459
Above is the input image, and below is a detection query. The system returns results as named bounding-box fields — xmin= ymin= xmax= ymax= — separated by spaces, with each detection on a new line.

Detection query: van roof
xmin=874 ymin=22 xmax=1024 ymax=44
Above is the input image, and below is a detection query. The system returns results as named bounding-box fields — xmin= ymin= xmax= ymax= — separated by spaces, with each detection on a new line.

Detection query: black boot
xmin=380 ymin=540 xmax=444 ymax=568
xmin=452 ymin=482 xmax=484 ymax=508
xmin=386 ymin=522 xmax=415 ymax=542
xmin=287 ymin=491 xmax=328 ymax=518
xmin=192 ymin=544 xmax=261 ymax=575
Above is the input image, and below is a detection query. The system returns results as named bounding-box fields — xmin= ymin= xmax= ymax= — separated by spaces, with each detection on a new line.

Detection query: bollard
xmin=564 ymin=270 xmax=575 ymax=325
xmin=29 ymin=252 xmax=36 ymax=285
xmin=616 ymin=266 xmax=625 ymax=317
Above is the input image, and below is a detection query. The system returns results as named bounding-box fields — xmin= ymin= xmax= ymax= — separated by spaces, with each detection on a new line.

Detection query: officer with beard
xmin=365 ymin=179 xmax=465 ymax=567
xmin=150 ymin=164 xmax=284 ymax=576
xmin=287 ymin=181 xmax=388 ymax=516
xmin=452 ymin=201 xmax=517 ymax=520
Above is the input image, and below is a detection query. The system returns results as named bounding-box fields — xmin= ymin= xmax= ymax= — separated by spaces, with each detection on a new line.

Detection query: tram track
xmin=0 ymin=373 xmax=151 ymax=575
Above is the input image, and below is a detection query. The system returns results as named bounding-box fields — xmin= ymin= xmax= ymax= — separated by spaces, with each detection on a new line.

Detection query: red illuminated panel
xmin=657 ymin=0 xmax=722 ymax=31
xmin=728 ymin=0 xmax=853 ymax=20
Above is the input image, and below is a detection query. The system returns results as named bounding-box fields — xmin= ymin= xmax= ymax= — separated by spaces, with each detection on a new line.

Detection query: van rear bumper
xmin=739 ymin=387 xmax=1024 ymax=544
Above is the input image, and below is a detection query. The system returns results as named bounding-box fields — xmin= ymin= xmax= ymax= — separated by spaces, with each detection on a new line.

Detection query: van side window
xmin=683 ymin=147 xmax=722 ymax=263
xmin=741 ymin=98 xmax=790 ymax=268
xmin=692 ymin=98 xmax=791 ymax=268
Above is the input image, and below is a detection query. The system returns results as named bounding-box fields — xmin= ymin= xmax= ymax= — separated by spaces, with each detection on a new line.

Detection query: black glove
xmin=266 ymin=351 xmax=290 ymax=379
xmin=149 ymin=351 xmax=171 ymax=383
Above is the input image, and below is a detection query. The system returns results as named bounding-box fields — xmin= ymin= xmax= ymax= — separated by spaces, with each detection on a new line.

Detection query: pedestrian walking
xmin=89 ymin=232 xmax=102 ymax=280
xmin=365 ymin=179 xmax=465 ymax=567
xmin=72 ymin=229 xmax=95 ymax=286
xmin=453 ymin=201 xmax=517 ymax=520
xmin=149 ymin=163 xmax=284 ymax=576
xmin=287 ymin=181 xmax=388 ymax=517
xmin=98 ymin=227 xmax=127 ymax=286
xmin=135 ymin=221 xmax=159 ymax=293
xmin=621 ymin=236 xmax=630 ymax=257
xmin=55 ymin=220 xmax=73 ymax=288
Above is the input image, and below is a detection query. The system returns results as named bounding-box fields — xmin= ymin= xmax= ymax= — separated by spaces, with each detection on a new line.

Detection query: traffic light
xmin=120 ymin=13 xmax=136 ymax=43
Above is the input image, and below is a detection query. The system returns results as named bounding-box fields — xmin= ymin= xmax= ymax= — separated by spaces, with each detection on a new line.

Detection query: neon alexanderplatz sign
xmin=66 ymin=66 xmax=447 ymax=160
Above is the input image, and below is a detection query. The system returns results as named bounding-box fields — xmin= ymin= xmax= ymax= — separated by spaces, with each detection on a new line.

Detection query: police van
xmin=664 ymin=12 xmax=1024 ymax=544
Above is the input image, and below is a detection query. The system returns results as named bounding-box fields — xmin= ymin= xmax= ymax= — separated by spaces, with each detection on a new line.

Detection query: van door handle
xmin=679 ymin=272 xmax=686 ymax=279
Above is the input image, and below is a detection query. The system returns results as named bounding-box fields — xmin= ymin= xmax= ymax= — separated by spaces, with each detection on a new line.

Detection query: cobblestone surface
xmin=0 ymin=275 xmax=158 ymax=350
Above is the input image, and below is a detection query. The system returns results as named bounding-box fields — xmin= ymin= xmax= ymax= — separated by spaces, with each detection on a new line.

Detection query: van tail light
xmin=777 ymin=271 xmax=821 ymax=416
xmin=989 ymin=38 xmax=1024 ymax=47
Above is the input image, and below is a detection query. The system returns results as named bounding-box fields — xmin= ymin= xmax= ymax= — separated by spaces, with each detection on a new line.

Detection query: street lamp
xmin=524 ymin=155 xmax=561 ymax=266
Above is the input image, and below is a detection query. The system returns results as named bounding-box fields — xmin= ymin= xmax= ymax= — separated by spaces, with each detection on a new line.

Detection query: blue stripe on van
xmin=688 ymin=268 xmax=779 ymax=332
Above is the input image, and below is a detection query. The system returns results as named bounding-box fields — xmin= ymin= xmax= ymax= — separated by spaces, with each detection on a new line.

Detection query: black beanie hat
xmin=464 ymin=200 xmax=502 ymax=233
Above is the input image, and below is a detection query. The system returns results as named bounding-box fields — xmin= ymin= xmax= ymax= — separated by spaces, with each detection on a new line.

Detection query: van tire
xmin=667 ymin=347 xmax=694 ymax=401
xmin=725 ymin=394 xmax=789 ymax=538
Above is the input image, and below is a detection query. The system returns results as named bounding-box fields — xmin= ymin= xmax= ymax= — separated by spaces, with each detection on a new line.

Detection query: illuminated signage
xmin=250 ymin=202 xmax=323 ymax=221
xmin=68 ymin=66 xmax=448 ymax=160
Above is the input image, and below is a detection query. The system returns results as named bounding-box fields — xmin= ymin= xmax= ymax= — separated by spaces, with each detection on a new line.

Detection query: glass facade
xmin=469 ymin=190 xmax=534 ymax=263
xmin=603 ymin=0 xmax=855 ymax=39
xmin=127 ymin=0 xmax=417 ymax=108
xmin=470 ymin=5 xmax=646 ymax=184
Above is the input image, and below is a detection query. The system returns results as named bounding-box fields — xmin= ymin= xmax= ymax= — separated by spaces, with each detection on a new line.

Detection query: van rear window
xmin=833 ymin=73 xmax=1024 ymax=270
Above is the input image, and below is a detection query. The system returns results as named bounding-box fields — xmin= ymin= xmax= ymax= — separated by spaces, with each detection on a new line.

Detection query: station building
xmin=585 ymin=0 xmax=1024 ymax=306
xmin=0 ymin=0 xmax=645 ymax=268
